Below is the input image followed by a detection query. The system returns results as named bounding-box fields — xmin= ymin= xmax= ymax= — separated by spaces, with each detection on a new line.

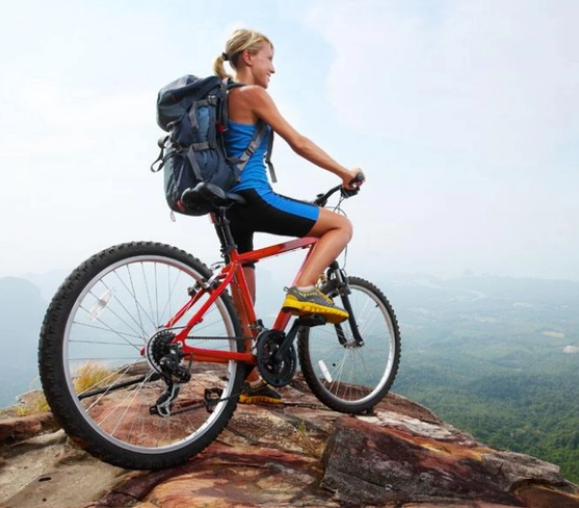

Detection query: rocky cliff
xmin=1 ymin=376 xmax=578 ymax=508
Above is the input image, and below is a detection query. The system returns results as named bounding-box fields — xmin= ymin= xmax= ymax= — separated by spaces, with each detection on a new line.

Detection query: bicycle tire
xmin=39 ymin=241 xmax=245 ymax=470
xmin=297 ymin=276 xmax=401 ymax=413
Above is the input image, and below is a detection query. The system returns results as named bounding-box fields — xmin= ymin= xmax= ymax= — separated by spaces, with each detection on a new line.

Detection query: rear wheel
xmin=298 ymin=276 xmax=400 ymax=413
xmin=39 ymin=242 xmax=245 ymax=470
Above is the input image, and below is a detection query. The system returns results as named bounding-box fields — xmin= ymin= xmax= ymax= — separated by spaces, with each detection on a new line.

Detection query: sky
xmin=0 ymin=0 xmax=578 ymax=283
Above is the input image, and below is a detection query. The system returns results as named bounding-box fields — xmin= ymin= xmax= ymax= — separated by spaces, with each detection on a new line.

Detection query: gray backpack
xmin=151 ymin=74 xmax=275 ymax=216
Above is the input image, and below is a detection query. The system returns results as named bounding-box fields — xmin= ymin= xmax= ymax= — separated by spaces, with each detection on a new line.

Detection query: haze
xmin=1 ymin=0 xmax=577 ymax=282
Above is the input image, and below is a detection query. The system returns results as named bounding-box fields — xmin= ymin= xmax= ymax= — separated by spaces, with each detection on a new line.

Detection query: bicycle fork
xmin=322 ymin=262 xmax=365 ymax=347
xmin=273 ymin=261 xmax=365 ymax=359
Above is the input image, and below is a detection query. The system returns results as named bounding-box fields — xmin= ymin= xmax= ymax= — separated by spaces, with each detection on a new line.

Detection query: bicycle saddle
xmin=181 ymin=183 xmax=246 ymax=211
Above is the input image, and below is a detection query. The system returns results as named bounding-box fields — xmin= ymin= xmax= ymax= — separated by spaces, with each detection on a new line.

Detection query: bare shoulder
xmin=230 ymin=85 xmax=291 ymax=134
xmin=229 ymin=86 xmax=272 ymax=123
xmin=233 ymin=85 xmax=273 ymax=106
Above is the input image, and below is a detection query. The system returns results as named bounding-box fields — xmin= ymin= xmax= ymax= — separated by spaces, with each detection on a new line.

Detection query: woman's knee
xmin=309 ymin=209 xmax=353 ymax=241
xmin=333 ymin=211 xmax=353 ymax=241
xmin=332 ymin=214 xmax=353 ymax=243
xmin=345 ymin=217 xmax=354 ymax=242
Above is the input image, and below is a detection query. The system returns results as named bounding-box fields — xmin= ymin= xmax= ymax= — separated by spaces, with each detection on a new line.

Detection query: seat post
xmin=210 ymin=207 xmax=238 ymax=263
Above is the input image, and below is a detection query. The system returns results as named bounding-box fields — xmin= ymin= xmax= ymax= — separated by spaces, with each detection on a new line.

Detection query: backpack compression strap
xmin=265 ymin=130 xmax=276 ymax=183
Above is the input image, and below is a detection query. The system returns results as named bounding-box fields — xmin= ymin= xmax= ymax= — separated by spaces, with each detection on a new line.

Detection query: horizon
xmin=10 ymin=265 xmax=579 ymax=284
xmin=1 ymin=1 xmax=578 ymax=282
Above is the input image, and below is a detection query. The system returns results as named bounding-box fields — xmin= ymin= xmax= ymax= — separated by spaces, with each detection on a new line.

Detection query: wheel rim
xmin=62 ymin=254 xmax=240 ymax=455
xmin=303 ymin=283 xmax=397 ymax=407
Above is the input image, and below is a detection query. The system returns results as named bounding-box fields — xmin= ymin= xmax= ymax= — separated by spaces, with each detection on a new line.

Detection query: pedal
xmin=297 ymin=314 xmax=327 ymax=327
xmin=204 ymin=388 xmax=223 ymax=413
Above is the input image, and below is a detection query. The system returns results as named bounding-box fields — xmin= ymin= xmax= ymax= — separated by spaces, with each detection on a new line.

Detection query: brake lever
xmin=340 ymin=187 xmax=359 ymax=198
xmin=340 ymin=172 xmax=365 ymax=199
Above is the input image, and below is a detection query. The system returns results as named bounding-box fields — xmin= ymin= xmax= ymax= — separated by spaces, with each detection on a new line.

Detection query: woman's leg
xmin=230 ymin=189 xmax=351 ymax=321
xmin=294 ymin=208 xmax=353 ymax=287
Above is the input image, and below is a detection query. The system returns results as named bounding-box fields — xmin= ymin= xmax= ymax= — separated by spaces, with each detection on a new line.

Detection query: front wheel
xmin=39 ymin=242 xmax=245 ymax=470
xmin=297 ymin=276 xmax=401 ymax=414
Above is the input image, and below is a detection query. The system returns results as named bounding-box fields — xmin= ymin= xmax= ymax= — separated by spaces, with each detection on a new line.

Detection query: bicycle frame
xmin=154 ymin=179 xmax=364 ymax=368
xmin=162 ymin=232 xmax=319 ymax=365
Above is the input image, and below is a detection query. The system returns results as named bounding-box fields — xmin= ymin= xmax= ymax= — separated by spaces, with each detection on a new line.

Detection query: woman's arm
xmin=237 ymin=86 xmax=363 ymax=187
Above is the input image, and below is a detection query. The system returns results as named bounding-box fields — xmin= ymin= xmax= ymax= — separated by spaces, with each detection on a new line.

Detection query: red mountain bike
xmin=38 ymin=182 xmax=401 ymax=470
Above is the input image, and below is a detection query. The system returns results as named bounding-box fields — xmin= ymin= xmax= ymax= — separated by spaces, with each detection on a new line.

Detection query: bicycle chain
xmin=185 ymin=335 xmax=252 ymax=343
xmin=155 ymin=324 xmax=253 ymax=344
xmin=149 ymin=331 xmax=256 ymax=417
xmin=154 ymin=332 xmax=329 ymax=416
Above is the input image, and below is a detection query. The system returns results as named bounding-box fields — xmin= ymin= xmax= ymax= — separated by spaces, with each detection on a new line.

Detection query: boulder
xmin=0 ymin=377 xmax=578 ymax=508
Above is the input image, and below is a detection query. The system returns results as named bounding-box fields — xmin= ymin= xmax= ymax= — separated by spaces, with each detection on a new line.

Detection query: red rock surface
xmin=1 ymin=376 xmax=578 ymax=508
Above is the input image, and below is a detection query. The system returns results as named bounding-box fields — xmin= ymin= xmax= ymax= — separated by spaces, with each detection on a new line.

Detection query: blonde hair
xmin=213 ymin=29 xmax=273 ymax=80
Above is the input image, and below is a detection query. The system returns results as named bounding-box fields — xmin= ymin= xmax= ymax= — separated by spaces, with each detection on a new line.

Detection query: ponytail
xmin=213 ymin=53 xmax=232 ymax=80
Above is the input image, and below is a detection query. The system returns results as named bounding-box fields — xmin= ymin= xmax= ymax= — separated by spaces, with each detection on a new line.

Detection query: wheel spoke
xmin=39 ymin=242 xmax=245 ymax=470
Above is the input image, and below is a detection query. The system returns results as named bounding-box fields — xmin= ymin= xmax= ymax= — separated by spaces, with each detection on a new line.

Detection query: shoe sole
xmin=239 ymin=395 xmax=283 ymax=405
xmin=282 ymin=300 xmax=348 ymax=324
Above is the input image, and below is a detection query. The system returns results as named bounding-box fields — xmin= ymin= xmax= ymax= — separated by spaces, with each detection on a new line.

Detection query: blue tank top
xmin=225 ymin=121 xmax=272 ymax=192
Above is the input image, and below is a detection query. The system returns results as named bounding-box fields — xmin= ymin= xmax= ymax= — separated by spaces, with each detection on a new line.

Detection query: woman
xmin=213 ymin=29 xmax=364 ymax=403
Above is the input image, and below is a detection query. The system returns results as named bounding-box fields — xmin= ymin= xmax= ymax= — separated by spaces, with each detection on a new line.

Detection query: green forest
xmin=394 ymin=349 xmax=579 ymax=482
xmin=385 ymin=273 xmax=579 ymax=483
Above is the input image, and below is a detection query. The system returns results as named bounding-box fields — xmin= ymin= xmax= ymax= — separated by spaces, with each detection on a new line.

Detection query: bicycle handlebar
xmin=313 ymin=172 xmax=365 ymax=207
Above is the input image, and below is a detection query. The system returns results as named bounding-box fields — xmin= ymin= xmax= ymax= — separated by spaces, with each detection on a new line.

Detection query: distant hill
xmin=21 ymin=269 xmax=69 ymax=301
xmin=0 ymin=277 xmax=48 ymax=408
xmin=381 ymin=273 xmax=579 ymax=483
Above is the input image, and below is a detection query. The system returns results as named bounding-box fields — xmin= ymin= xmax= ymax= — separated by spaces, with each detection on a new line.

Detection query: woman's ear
xmin=241 ymin=49 xmax=253 ymax=67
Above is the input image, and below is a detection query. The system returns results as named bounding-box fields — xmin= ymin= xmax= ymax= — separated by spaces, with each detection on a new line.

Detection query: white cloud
xmin=2 ymin=82 xmax=155 ymax=160
xmin=306 ymin=0 xmax=579 ymax=167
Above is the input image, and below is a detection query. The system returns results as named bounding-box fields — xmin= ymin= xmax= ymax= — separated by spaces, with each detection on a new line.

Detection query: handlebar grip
xmin=349 ymin=172 xmax=365 ymax=187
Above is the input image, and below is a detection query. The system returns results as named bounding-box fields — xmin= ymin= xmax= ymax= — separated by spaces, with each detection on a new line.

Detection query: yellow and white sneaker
xmin=282 ymin=285 xmax=349 ymax=324
xmin=239 ymin=380 xmax=283 ymax=405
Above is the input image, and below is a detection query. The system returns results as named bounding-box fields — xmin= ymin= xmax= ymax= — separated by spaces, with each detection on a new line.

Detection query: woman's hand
xmin=342 ymin=169 xmax=365 ymax=190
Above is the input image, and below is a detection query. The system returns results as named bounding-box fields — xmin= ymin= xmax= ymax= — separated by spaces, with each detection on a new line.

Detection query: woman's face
xmin=249 ymin=42 xmax=275 ymax=89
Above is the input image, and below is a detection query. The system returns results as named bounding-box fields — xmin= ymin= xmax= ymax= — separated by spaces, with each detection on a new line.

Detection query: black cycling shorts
xmin=227 ymin=188 xmax=319 ymax=262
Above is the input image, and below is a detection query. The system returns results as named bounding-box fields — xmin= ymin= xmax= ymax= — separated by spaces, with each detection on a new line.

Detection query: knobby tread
xmin=38 ymin=241 xmax=244 ymax=470
xmin=297 ymin=276 xmax=401 ymax=414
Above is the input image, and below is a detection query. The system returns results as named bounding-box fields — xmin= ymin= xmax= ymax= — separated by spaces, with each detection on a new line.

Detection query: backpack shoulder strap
xmin=221 ymin=79 xmax=277 ymax=182
xmin=231 ymin=121 xmax=276 ymax=183
xmin=221 ymin=78 xmax=246 ymax=122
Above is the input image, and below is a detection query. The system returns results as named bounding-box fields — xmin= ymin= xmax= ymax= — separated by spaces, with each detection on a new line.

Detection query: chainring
xmin=256 ymin=329 xmax=297 ymax=388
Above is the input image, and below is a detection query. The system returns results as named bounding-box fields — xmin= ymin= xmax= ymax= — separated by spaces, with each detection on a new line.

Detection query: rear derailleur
xmin=147 ymin=330 xmax=192 ymax=417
